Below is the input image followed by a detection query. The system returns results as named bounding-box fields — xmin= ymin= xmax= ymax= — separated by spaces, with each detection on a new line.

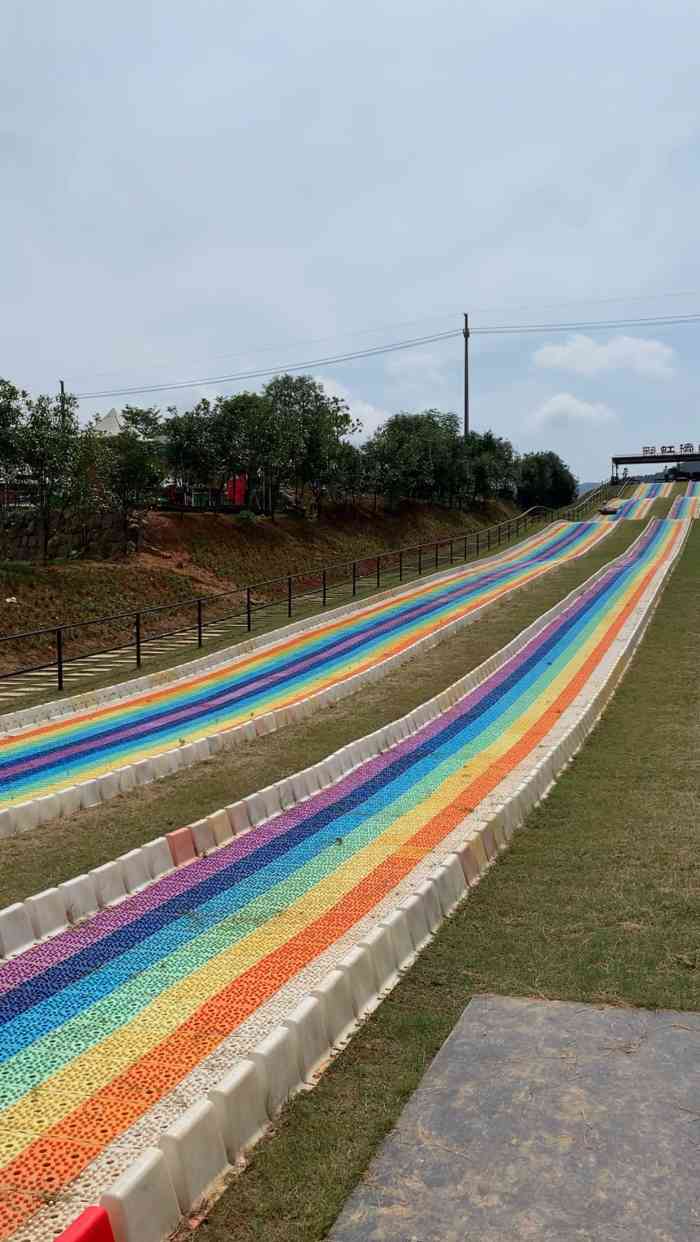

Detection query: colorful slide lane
xmin=605 ymin=480 xmax=675 ymax=521
xmin=669 ymin=481 xmax=700 ymax=519
xmin=0 ymin=521 xmax=610 ymax=815
xmin=0 ymin=518 xmax=685 ymax=1241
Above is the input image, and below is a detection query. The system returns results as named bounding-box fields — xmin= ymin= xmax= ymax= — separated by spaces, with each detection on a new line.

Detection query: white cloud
xmin=533 ymin=334 xmax=675 ymax=378
xmin=531 ymin=392 xmax=617 ymax=427
xmin=314 ymin=375 xmax=390 ymax=440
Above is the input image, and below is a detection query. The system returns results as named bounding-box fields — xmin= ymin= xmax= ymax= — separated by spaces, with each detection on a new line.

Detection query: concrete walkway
xmin=329 ymin=995 xmax=700 ymax=1241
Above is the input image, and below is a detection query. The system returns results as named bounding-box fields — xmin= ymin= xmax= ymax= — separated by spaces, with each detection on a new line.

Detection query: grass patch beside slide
xmin=196 ymin=522 xmax=700 ymax=1242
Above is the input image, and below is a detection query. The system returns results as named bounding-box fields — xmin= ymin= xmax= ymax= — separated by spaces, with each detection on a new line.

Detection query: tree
xmin=517 ymin=451 xmax=577 ymax=509
xmin=13 ymin=390 xmax=81 ymax=562
xmin=102 ymin=430 xmax=163 ymax=549
xmin=210 ymin=392 xmax=274 ymax=510
xmin=162 ymin=403 xmax=216 ymax=493
xmin=263 ymin=375 xmax=359 ymax=515
xmin=0 ymin=379 xmax=25 ymax=483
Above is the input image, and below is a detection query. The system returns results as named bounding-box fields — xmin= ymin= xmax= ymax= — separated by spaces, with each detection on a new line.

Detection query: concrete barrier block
xmin=241 ymin=720 xmax=256 ymax=742
xmin=97 ymin=772 xmax=120 ymax=802
xmin=131 ymin=760 xmax=153 ymax=788
xmin=208 ymin=733 xmax=223 ymax=756
xmin=208 ymin=1058 xmax=268 ymax=1162
xmin=159 ymin=1098 xmax=228 ymax=1214
xmin=360 ymin=925 xmax=398 ymax=993
xmin=59 ymin=874 xmax=99 ymax=924
xmin=481 ymin=827 xmax=497 ymax=862
xmin=117 ymin=767 xmax=135 ymax=795
xmin=433 ymin=854 xmax=467 ymax=915
xmin=315 ymin=762 xmax=333 ymax=789
xmin=302 ymin=766 xmax=321 ymax=797
xmin=10 ymin=800 xmax=39 ymax=835
xmin=166 ymin=826 xmax=196 ymax=867
xmin=399 ymin=892 xmax=431 ymax=952
xmin=380 ymin=908 xmax=415 ymax=971
xmin=244 ymin=792 xmax=267 ymax=827
xmin=25 ymin=887 xmax=67 ymax=940
xmin=415 ymin=878 xmax=442 ymax=933
xmin=260 ymin=785 xmax=282 ymax=819
xmin=142 ymin=837 xmax=174 ymax=881
xmin=101 ymin=1146 xmax=181 ymax=1242
xmin=227 ymin=801 xmax=251 ymax=836
xmin=251 ymin=1025 xmax=301 ymax=1117
xmin=276 ymin=778 xmax=295 ymax=810
xmin=337 ymin=944 xmax=378 ymax=1019
xmin=34 ymin=793 xmax=60 ymax=825
xmin=0 ymin=809 xmax=14 ymax=840
xmin=119 ymin=849 xmax=150 ymax=894
xmin=291 ymin=771 xmax=310 ymax=802
xmin=311 ymin=969 xmax=356 ymax=1047
xmin=456 ymin=843 xmax=481 ymax=886
xmin=190 ymin=818 xmax=216 ymax=856
xmin=282 ymin=995 xmax=329 ymax=1081
xmin=79 ymin=779 xmax=101 ymax=809
xmin=0 ymin=902 xmax=35 ymax=957
xmin=208 ymin=808 xmax=233 ymax=847
xmin=91 ymin=860 xmax=126 ymax=909
xmin=193 ymin=738 xmax=211 ymax=762
xmin=178 ymin=742 xmax=196 ymax=768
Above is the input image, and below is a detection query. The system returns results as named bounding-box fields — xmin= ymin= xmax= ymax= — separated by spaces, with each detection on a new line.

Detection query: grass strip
xmin=193 ymin=521 xmax=700 ymax=1242
xmin=0 ymin=524 xmax=636 ymax=907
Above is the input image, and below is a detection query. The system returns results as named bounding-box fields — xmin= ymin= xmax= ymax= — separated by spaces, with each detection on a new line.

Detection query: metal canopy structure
xmin=611 ymin=448 xmax=700 ymax=481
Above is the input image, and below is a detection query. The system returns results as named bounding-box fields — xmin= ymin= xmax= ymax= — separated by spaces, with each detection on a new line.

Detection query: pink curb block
xmin=166 ymin=826 xmax=196 ymax=867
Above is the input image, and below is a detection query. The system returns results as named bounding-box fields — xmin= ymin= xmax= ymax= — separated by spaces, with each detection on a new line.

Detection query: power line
xmin=75 ymin=312 xmax=700 ymax=401
xmin=65 ymin=287 xmax=700 ymax=384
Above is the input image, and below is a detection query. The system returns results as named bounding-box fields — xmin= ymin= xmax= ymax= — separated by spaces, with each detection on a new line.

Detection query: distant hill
xmin=577 ymin=481 xmax=598 ymax=496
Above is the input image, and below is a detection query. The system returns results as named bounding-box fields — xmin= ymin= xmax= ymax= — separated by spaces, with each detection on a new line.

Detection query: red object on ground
xmin=56 ymin=1206 xmax=115 ymax=1242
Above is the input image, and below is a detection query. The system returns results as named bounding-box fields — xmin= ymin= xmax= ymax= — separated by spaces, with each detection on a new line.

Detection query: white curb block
xmin=252 ymin=1024 xmax=302 ymax=1117
xmin=282 ymin=994 xmax=330 ymax=1082
xmin=208 ymin=1059 xmax=269 ymax=1162
xmin=158 ymin=1098 xmax=228 ymax=1214
xmin=101 ymin=1147 xmax=181 ymax=1242
xmin=25 ymin=887 xmax=67 ymax=941
xmin=0 ymin=902 xmax=34 ymax=958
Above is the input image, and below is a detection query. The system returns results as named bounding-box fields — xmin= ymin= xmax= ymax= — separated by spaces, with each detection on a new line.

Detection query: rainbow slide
xmin=0 ymin=521 xmax=610 ymax=817
xmin=0 ymin=518 xmax=687 ymax=1241
xmin=669 ymin=480 xmax=700 ymax=519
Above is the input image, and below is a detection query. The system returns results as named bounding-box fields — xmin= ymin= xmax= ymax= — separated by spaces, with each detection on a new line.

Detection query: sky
xmin=2 ymin=0 xmax=700 ymax=482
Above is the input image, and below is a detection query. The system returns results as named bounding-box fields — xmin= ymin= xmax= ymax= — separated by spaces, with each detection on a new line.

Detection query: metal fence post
xmin=287 ymin=575 xmax=292 ymax=618
xmin=487 ymin=528 xmax=491 ymax=551
xmin=399 ymin=549 xmax=403 ymax=581
xmin=196 ymin=599 xmax=203 ymax=647
xmin=246 ymin=587 xmax=252 ymax=632
xmin=135 ymin=612 xmax=141 ymax=667
xmin=322 ymin=569 xmax=327 ymax=606
xmin=418 ymin=545 xmax=423 ymax=576
xmin=464 ymin=535 xmax=467 ymax=560
xmin=352 ymin=561 xmax=357 ymax=596
xmin=450 ymin=539 xmax=454 ymax=564
xmin=376 ymin=556 xmax=380 ymax=589
xmin=435 ymin=542 xmax=439 ymax=570
xmin=56 ymin=627 xmax=64 ymax=690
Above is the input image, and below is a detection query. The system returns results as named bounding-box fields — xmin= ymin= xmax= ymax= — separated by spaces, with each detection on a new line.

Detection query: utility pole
xmin=463 ymin=313 xmax=470 ymax=438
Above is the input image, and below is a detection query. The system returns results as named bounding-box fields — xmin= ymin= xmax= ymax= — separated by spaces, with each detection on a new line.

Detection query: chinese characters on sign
xmin=641 ymin=444 xmax=698 ymax=456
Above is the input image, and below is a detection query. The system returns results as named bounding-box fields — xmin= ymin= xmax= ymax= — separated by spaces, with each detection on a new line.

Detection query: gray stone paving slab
xmin=328 ymin=994 xmax=700 ymax=1242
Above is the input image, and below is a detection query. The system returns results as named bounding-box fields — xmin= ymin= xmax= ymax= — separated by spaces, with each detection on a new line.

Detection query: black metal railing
xmin=0 ymin=491 xmax=615 ymax=692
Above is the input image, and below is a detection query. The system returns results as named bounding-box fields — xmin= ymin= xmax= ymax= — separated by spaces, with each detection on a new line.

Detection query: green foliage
xmin=517 ymin=450 xmax=577 ymax=509
xmin=0 ymin=371 xmax=580 ymax=556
